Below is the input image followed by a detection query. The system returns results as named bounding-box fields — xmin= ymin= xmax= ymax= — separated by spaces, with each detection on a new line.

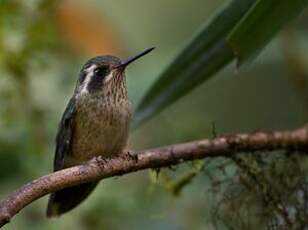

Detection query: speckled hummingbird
xmin=46 ymin=47 xmax=155 ymax=217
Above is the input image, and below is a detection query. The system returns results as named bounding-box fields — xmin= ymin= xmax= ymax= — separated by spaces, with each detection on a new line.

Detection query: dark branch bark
xmin=1 ymin=126 xmax=308 ymax=227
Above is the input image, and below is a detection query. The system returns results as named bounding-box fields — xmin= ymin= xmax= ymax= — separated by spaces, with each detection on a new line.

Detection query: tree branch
xmin=1 ymin=126 xmax=308 ymax=227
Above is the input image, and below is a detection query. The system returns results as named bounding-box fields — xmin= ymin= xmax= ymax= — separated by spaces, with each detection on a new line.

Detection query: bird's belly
xmin=69 ymin=103 xmax=131 ymax=165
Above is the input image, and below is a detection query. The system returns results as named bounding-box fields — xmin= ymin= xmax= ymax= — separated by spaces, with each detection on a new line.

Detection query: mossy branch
xmin=0 ymin=126 xmax=308 ymax=228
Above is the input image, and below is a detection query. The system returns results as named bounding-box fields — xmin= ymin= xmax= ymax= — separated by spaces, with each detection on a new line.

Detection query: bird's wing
xmin=54 ymin=97 xmax=76 ymax=171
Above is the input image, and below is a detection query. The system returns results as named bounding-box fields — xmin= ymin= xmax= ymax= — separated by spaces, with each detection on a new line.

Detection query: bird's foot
xmin=125 ymin=151 xmax=138 ymax=162
xmin=91 ymin=156 xmax=109 ymax=167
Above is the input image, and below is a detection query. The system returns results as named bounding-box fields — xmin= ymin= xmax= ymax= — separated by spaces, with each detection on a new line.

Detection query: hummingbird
xmin=46 ymin=47 xmax=155 ymax=217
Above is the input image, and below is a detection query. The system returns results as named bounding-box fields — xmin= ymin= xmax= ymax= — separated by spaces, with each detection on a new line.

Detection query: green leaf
xmin=133 ymin=0 xmax=256 ymax=128
xmin=133 ymin=0 xmax=308 ymax=128
xmin=228 ymin=0 xmax=308 ymax=66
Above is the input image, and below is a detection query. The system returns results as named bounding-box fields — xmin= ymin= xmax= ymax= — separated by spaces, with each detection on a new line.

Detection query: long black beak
xmin=115 ymin=47 xmax=155 ymax=69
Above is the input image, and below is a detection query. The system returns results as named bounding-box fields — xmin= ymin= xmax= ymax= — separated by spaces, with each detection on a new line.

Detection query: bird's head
xmin=75 ymin=47 xmax=155 ymax=96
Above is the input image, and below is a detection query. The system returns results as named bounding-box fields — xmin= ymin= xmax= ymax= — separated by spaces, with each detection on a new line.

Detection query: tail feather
xmin=46 ymin=182 xmax=98 ymax=217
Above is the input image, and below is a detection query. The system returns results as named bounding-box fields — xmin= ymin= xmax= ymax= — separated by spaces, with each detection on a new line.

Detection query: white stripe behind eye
xmin=80 ymin=64 xmax=97 ymax=95
xmin=86 ymin=64 xmax=97 ymax=74
xmin=79 ymin=65 xmax=115 ymax=95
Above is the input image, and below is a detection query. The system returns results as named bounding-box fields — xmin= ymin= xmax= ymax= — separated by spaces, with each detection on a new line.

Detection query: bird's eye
xmin=93 ymin=66 xmax=108 ymax=77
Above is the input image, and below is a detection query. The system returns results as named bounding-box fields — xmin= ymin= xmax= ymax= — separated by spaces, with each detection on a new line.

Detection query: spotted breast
xmin=69 ymin=80 xmax=132 ymax=165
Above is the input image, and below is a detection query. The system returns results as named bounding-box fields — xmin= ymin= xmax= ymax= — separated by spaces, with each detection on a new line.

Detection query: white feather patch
xmin=104 ymin=71 xmax=114 ymax=83
xmin=80 ymin=65 xmax=97 ymax=95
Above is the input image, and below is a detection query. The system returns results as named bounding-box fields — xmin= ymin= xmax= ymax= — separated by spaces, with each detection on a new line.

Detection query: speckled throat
xmin=69 ymin=72 xmax=132 ymax=165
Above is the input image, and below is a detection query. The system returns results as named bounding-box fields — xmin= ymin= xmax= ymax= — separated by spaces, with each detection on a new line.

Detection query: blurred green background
xmin=0 ymin=0 xmax=307 ymax=229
